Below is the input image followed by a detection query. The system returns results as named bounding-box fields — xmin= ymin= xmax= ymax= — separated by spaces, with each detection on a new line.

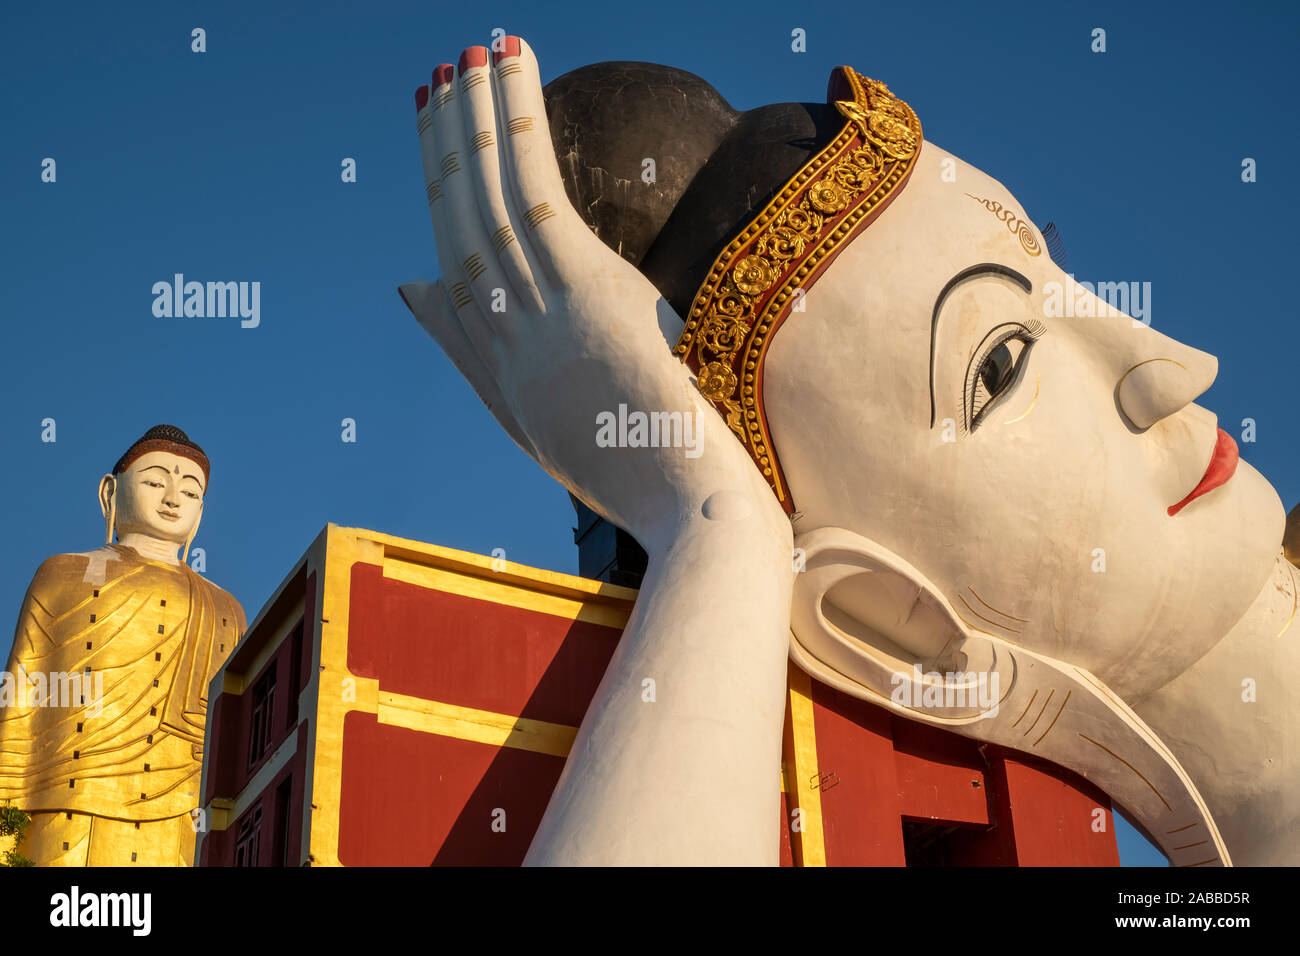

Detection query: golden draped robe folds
xmin=0 ymin=544 xmax=244 ymax=865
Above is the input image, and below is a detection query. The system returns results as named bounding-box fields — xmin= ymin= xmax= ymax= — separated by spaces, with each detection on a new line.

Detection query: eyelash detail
xmin=963 ymin=319 xmax=1046 ymax=431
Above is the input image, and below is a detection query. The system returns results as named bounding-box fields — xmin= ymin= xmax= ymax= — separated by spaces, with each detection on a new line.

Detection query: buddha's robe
xmin=0 ymin=544 xmax=244 ymax=865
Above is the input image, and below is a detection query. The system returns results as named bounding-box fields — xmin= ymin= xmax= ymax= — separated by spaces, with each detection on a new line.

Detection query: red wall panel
xmin=810 ymin=682 xmax=907 ymax=865
xmin=347 ymin=563 xmax=620 ymax=726
xmin=338 ymin=711 xmax=564 ymax=866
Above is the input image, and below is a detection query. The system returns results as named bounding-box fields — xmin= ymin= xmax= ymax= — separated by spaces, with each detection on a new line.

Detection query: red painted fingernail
xmin=432 ymin=64 xmax=454 ymax=89
xmin=494 ymin=35 xmax=521 ymax=64
xmin=458 ymin=46 xmax=487 ymax=73
xmin=414 ymin=85 xmax=429 ymax=112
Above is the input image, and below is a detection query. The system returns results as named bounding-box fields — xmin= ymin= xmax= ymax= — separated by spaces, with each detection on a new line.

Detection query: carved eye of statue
xmin=979 ymin=340 xmax=1018 ymax=394
xmin=967 ymin=325 xmax=1041 ymax=429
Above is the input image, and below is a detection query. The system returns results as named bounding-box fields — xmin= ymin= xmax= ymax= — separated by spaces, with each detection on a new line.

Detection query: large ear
xmin=98 ymin=474 xmax=116 ymax=544
xmin=790 ymin=525 xmax=1233 ymax=868
xmin=790 ymin=525 xmax=1009 ymax=720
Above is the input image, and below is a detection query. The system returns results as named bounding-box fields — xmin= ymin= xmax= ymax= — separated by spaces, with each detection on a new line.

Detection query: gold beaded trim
xmin=673 ymin=67 xmax=922 ymax=511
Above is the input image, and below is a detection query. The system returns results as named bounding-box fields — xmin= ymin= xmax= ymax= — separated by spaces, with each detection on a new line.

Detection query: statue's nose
xmin=1114 ymin=331 xmax=1217 ymax=430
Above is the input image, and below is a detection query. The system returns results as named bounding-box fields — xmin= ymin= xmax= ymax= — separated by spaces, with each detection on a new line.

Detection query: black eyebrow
xmin=139 ymin=464 xmax=205 ymax=491
xmin=929 ymin=263 xmax=1033 ymax=427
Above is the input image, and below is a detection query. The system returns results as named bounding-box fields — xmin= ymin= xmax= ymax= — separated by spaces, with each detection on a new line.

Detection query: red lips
xmin=1168 ymin=428 xmax=1239 ymax=516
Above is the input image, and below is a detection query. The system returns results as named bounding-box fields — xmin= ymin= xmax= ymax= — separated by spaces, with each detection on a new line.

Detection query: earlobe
xmin=182 ymin=501 xmax=203 ymax=565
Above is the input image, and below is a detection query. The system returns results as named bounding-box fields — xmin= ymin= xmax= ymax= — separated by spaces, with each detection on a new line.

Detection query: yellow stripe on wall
xmin=787 ymin=666 xmax=826 ymax=867
xmin=382 ymin=558 xmax=631 ymax=629
xmin=376 ymin=690 xmax=578 ymax=759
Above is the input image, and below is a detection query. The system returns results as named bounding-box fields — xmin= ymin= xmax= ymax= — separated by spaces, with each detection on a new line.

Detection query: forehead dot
xmin=174 ymin=465 xmax=180 ymax=474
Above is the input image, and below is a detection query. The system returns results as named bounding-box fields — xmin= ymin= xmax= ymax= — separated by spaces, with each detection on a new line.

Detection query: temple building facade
xmin=196 ymin=522 xmax=1120 ymax=866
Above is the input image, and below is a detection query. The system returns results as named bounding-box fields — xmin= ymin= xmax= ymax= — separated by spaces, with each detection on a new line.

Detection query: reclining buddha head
xmin=544 ymin=61 xmax=1284 ymax=701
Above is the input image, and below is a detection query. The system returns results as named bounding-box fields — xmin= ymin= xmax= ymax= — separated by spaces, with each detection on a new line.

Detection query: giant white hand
xmin=399 ymin=38 xmax=781 ymax=552
xmin=399 ymin=38 xmax=796 ymax=865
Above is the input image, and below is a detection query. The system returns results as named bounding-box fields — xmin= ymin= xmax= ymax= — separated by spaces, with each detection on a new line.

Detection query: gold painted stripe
xmin=491 ymin=225 xmax=516 ymax=252
xmin=1116 ymin=358 xmax=1187 ymax=428
xmin=957 ymin=593 xmax=1019 ymax=634
xmin=1023 ymin=688 xmax=1054 ymax=737
xmin=448 ymin=282 xmax=474 ymax=310
xmin=787 ymin=668 xmax=825 ymax=867
xmin=1011 ymin=689 xmax=1038 ymax=728
xmin=416 ymin=113 xmax=433 ymax=135
xmin=497 ymin=63 xmax=523 ymax=78
xmin=463 ymin=253 xmax=486 ymax=281
xmin=1002 ymin=374 xmax=1040 ymax=425
xmin=523 ymin=202 xmax=554 ymax=228
xmin=953 ymin=606 xmax=1006 ymax=640
xmin=381 ymin=556 xmax=630 ymax=629
xmin=1078 ymin=732 xmax=1172 ymax=813
xmin=507 ymin=116 xmax=533 ymax=135
xmin=968 ymin=586 xmax=1029 ymax=624
xmin=470 ymin=130 xmax=494 ymax=154
xmin=1071 ymin=666 xmax=1185 ymax=772
xmin=433 ymin=87 xmax=455 ymax=110
xmin=377 ymin=691 xmax=575 ymax=758
xmin=1166 ymin=822 xmax=1199 ymax=834
xmin=461 ymin=73 xmax=486 ymax=92
xmin=1033 ymin=689 xmax=1070 ymax=746
xmin=440 ymin=152 xmax=461 ymax=177
xmin=426 ymin=179 xmax=442 ymax=204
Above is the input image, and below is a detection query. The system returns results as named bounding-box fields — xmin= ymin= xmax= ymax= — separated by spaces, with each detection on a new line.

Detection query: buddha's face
xmin=766 ymin=142 xmax=1284 ymax=699
xmin=108 ymin=451 xmax=206 ymax=544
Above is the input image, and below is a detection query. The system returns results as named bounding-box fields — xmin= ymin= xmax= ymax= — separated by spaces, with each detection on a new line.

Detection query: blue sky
xmin=3 ymin=0 xmax=1296 ymax=866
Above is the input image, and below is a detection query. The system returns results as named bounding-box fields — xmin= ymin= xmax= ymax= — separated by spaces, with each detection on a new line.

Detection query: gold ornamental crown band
xmin=673 ymin=66 xmax=922 ymax=513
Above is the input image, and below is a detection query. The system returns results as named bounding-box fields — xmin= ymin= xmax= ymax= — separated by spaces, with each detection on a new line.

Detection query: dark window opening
xmin=902 ymin=821 xmax=967 ymax=867
xmin=272 ymin=776 xmax=293 ymax=867
xmin=234 ymin=804 xmax=262 ymax=867
xmin=287 ymin=623 xmax=303 ymax=726
xmin=248 ymin=662 xmax=277 ymax=769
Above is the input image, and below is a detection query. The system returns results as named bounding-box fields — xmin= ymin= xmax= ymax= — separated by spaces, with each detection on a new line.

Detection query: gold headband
xmin=673 ymin=67 xmax=922 ymax=512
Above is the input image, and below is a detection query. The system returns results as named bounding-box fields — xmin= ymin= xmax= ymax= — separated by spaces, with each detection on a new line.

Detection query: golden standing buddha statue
xmin=0 ymin=425 xmax=244 ymax=865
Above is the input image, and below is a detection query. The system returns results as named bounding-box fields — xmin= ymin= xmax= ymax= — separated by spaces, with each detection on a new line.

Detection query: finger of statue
xmin=455 ymin=44 xmax=548 ymax=319
xmin=491 ymin=36 xmax=589 ymax=289
xmin=398 ymin=280 xmax=538 ymax=460
xmin=427 ymin=55 xmax=520 ymax=340
xmin=416 ymin=76 xmax=468 ymax=309
xmin=416 ymin=74 xmax=504 ymax=370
